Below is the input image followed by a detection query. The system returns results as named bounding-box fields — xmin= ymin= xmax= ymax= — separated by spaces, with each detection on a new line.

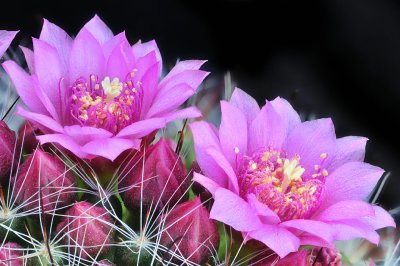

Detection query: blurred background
xmin=1 ymin=0 xmax=399 ymax=211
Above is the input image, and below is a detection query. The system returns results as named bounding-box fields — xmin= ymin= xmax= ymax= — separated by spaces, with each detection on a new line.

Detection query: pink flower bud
xmin=120 ymin=138 xmax=189 ymax=210
xmin=0 ymin=121 xmax=16 ymax=185
xmin=160 ymin=197 xmax=219 ymax=264
xmin=310 ymin=247 xmax=342 ymax=266
xmin=17 ymin=121 xmax=39 ymax=155
xmin=0 ymin=242 xmax=23 ymax=266
xmin=55 ymin=201 xmax=114 ymax=259
xmin=14 ymin=148 xmax=75 ymax=212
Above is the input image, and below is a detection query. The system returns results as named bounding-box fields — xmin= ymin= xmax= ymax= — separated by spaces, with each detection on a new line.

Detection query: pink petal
xmin=2 ymin=60 xmax=48 ymax=115
xmin=102 ymin=32 xmax=129 ymax=59
xmin=328 ymin=219 xmax=380 ymax=244
xmin=190 ymin=121 xmax=230 ymax=189
xmin=219 ymin=101 xmax=248 ymax=166
xmin=39 ymin=19 xmax=72 ymax=74
xmin=138 ymin=62 xmax=161 ymax=117
xmin=132 ymin=39 xmax=162 ymax=73
xmin=319 ymin=162 xmax=384 ymax=210
xmin=248 ymin=224 xmax=300 ymax=258
xmin=116 ymin=117 xmax=166 ymax=138
xmin=158 ymin=69 xmax=209 ymax=96
xmin=20 ymin=46 xmax=35 ymax=74
xmin=281 ymin=219 xmax=333 ymax=243
xmin=63 ymin=125 xmax=113 ymax=146
xmin=146 ymin=83 xmax=195 ymax=118
xmin=210 ymin=188 xmax=263 ymax=231
xmin=270 ymin=96 xmax=301 ymax=133
xmin=229 ymin=88 xmax=260 ymax=127
xmin=192 ymin=172 xmax=221 ymax=197
xmin=361 ymin=206 xmax=395 ymax=229
xmin=37 ymin=133 xmax=88 ymax=158
xmin=248 ymin=101 xmax=286 ymax=153
xmin=162 ymin=107 xmax=202 ymax=122
xmin=0 ymin=30 xmax=18 ymax=58
xmin=16 ymin=106 xmax=63 ymax=133
xmin=298 ymin=235 xmax=335 ymax=248
xmin=32 ymin=75 xmax=61 ymax=122
xmin=314 ymin=200 xmax=375 ymax=222
xmin=159 ymin=60 xmax=207 ymax=87
xmin=247 ymin=194 xmax=281 ymax=224
xmin=81 ymin=138 xmax=140 ymax=161
xmin=106 ymin=40 xmax=132 ymax=80
xmin=206 ymin=147 xmax=239 ymax=194
xmin=33 ymin=38 xmax=64 ymax=117
xmin=329 ymin=136 xmax=368 ymax=171
xmin=69 ymin=29 xmax=105 ymax=81
xmin=284 ymin=118 xmax=336 ymax=177
xmin=83 ymin=15 xmax=114 ymax=44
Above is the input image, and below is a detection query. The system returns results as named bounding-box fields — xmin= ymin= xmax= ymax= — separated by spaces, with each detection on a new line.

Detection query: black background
xmin=1 ymin=0 xmax=400 ymax=210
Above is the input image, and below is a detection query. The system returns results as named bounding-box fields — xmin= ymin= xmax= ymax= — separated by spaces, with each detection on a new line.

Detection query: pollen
xmin=320 ymin=153 xmax=327 ymax=159
xmin=239 ymin=147 xmax=324 ymax=221
xmin=68 ymin=73 xmax=142 ymax=134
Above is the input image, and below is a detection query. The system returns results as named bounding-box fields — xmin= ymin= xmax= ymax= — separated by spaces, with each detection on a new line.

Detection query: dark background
xmin=1 ymin=0 xmax=400 ymax=210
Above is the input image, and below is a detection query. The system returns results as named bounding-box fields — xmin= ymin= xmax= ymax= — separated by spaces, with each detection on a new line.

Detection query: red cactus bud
xmin=55 ymin=201 xmax=114 ymax=259
xmin=120 ymin=138 xmax=189 ymax=210
xmin=17 ymin=121 xmax=39 ymax=154
xmin=310 ymin=247 xmax=342 ymax=266
xmin=0 ymin=121 xmax=16 ymax=185
xmin=0 ymin=242 xmax=23 ymax=266
xmin=160 ymin=197 xmax=219 ymax=264
xmin=14 ymin=148 xmax=75 ymax=212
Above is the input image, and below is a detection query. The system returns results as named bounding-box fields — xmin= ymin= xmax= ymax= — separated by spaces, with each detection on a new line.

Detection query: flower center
xmin=238 ymin=147 xmax=328 ymax=221
xmin=68 ymin=70 xmax=142 ymax=133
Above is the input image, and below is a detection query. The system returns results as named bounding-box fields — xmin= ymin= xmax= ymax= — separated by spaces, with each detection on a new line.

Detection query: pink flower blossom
xmin=190 ymin=88 xmax=395 ymax=258
xmin=2 ymin=16 xmax=207 ymax=160
xmin=0 ymin=30 xmax=18 ymax=58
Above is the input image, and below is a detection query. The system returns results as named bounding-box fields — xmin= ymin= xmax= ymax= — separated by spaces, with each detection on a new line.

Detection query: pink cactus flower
xmin=0 ymin=30 xmax=18 ymax=58
xmin=2 ymin=16 xmax=207 ymax=161
xmin=190 ymin=88 xmax=395 ymax=258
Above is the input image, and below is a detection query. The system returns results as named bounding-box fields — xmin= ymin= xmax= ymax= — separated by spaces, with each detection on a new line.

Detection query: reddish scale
xmin=238 ymin=147 xmax=328 ymax=221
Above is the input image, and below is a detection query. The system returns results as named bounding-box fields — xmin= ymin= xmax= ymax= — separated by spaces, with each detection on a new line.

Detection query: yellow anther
xmin=251 ymin=163 xmax=257 ymax=170
xmin=314 ymin=165 xmax=320 ymax=170
xmin=90 ymin=75 xmax=96 ymax=81
xmin=234 ymin=147 xmax=240 ymax=154
xmin=277 ymin=158 xmax=283 ymax=164
xmin=320 ymin=153 xmax=327 ymax=159
xmin=322 ymin=169 xmax=329 ymax=177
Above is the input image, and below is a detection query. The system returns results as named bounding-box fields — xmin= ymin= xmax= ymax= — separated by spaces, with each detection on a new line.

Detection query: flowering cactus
xmin=190 ymin=88 xmax=395 ymax=257
xmin=0 ymin=121 xmax=16 ymax=184
xmin=0 ymin=15 xmax=397 ymax=266
xmin=120 ymin=138 xmax=189 ymax=210
xmin=14 ymin=148 xmax=76 ymax=212
xmin=55 ymin=201 xmax=114 ymax=259
xmin=160 ymin=197 xmax=219 ymax=264
xmin=2 ymin=15 xmax=207 ymax=161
